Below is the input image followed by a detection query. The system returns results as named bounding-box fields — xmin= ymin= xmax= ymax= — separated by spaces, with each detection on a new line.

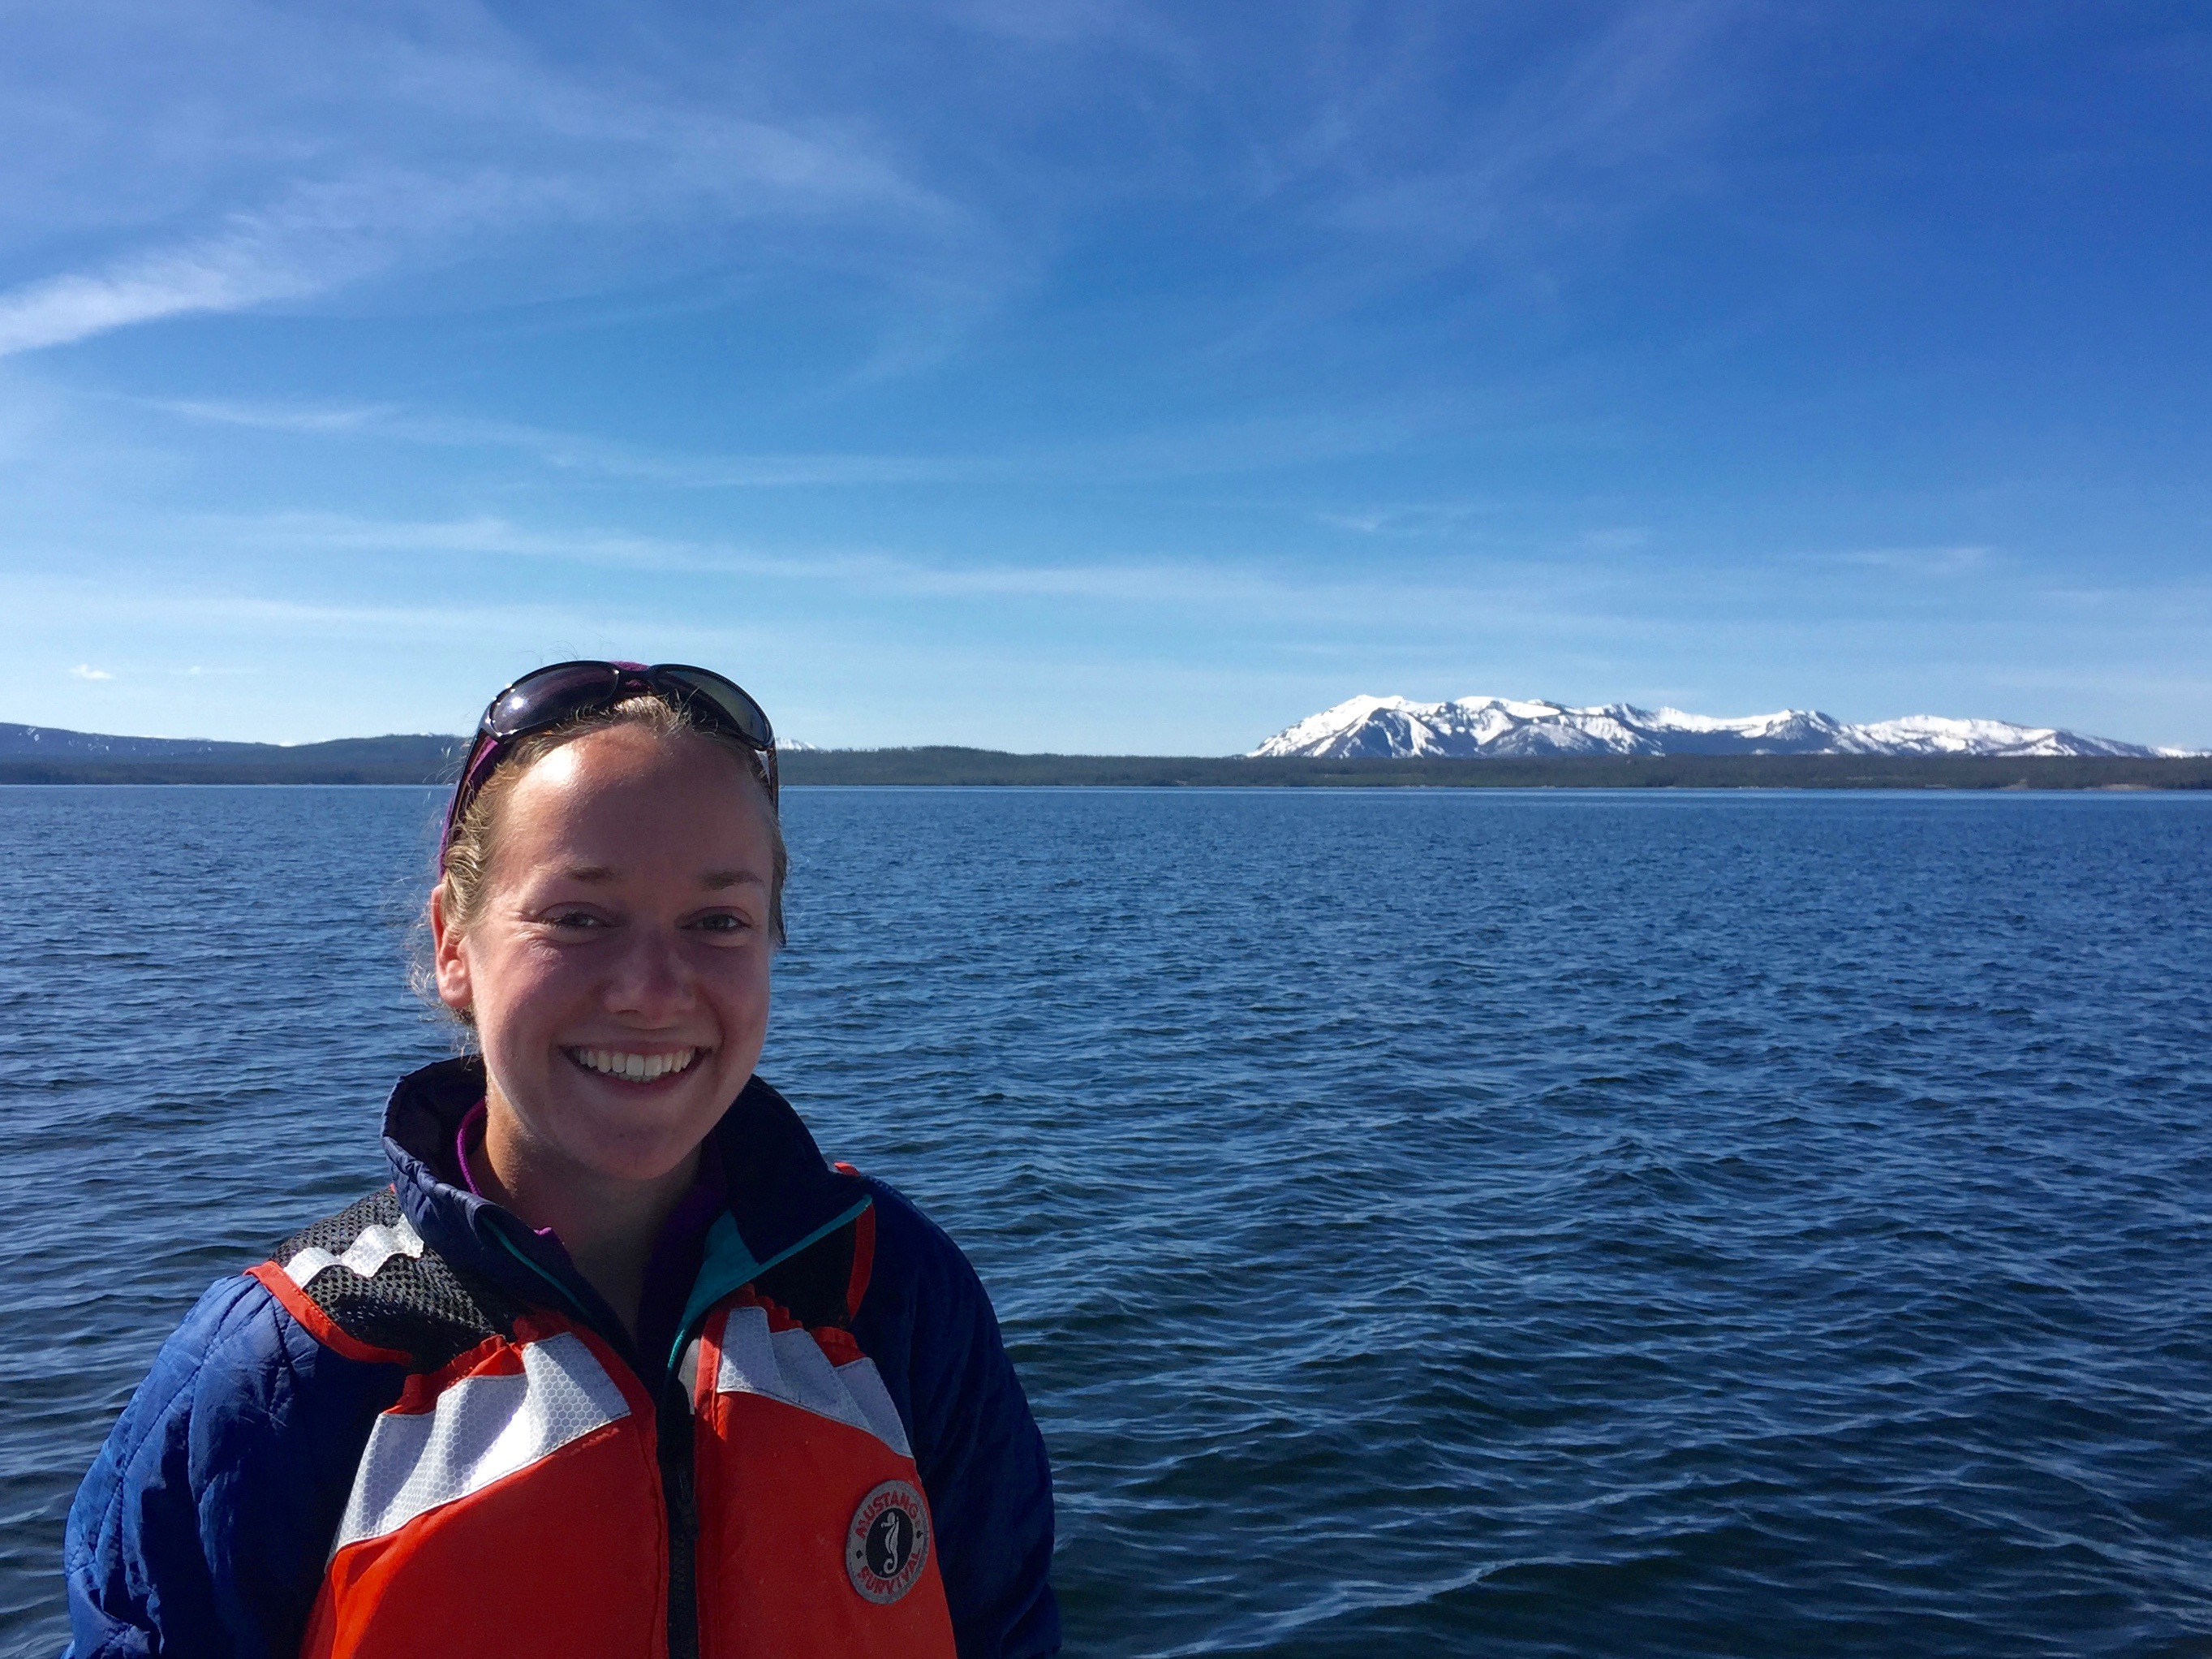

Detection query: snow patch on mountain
xmin=1250 ymin=696 xmax=2177 ymax=760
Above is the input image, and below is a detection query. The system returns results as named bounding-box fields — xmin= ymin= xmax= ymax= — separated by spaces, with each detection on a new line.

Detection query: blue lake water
xmin=2 ymin=785 xmax=2210 ymax=1657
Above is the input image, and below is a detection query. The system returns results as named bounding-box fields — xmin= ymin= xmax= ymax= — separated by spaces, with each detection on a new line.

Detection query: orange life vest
xmin=252 ymin=1196 xmax=958 ymax=1659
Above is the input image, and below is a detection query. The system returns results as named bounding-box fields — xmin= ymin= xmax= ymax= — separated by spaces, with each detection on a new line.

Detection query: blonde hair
xmin=432 ymin=693 xmax=787 ymax=967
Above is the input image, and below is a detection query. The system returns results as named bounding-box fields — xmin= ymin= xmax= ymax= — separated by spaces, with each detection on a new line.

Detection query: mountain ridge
xmin=0 ymin=723 xmax=467 ymax=765
xmin=1250 ymin=696 xmax=2197 ymax=760
xmin=5 ymin=721 xmax=2207 ymax=789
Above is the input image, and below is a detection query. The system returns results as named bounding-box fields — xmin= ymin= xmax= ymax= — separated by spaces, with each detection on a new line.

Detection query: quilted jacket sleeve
xmin=62 ymin=1273 xmax=395 ymax=1659
xmin=856 ymin=1182 xmax=1061 ymax=1659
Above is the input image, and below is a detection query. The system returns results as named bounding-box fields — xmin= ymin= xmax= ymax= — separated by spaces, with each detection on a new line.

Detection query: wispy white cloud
xmin=1321 ymin=4 xmax=1733 ymax=242
xmin=0 ymin=243 xmax=308 ymax=356
xmin=189 ymin=506 xmax=1656 ymax=628
xmin=0 ymin=0 xmax=1745 ymax=367
xmin=1156 ymin=2 xmax=1745 ymax=366
xmin=1318 ymin=501 xmax=1500 ymax=536
xmin=145 ymin=397 xmax=974 ymax=485
xmin=71 ymin=662 xmax=114 ymax=680
xmin=149 ymin=398 xmax=398 ymax=435
xmin=1578 ymin=527 xmax=1651 ymax=554
xmin=0 ymin=4 xmax=979 ymax=358
xmin=9 ymin=570 xmax=627 ymax=644
xmin=1806 ymin=545 xmax=1994 ymax=575
xmin=142 ymin=392 xmax=1408 ymax=487
xmin=158 ymin=502 xmax=2129 ymax=641
xmin=0 ymin=161 xmax=951 ymax=358
xmin=208 ymin=509 xmax=1275 ymax=602
xmin=1314 ymin=505 xmax=1650 ymax=556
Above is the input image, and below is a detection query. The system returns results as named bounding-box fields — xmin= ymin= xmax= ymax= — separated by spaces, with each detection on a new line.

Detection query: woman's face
xmin=433 ymin=723 xmax=777 ymax=1188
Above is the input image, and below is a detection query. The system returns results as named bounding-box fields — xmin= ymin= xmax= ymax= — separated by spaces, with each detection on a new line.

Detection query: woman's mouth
xmin=565 ymin=1046 xmax=703 ymax=1084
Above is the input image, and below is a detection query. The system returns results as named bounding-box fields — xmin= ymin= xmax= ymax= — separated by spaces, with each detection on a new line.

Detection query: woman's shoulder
xmin=852 ymin=1173 xmax=997 ymax=1312
xmin=64 ymin=1263 xmax=405 ymax=1655
xmin=846 ymin=1172 xmax=1028 ymax=1407
xmin=84 ymin=1180 xmax=477 ymax=1484
xmin=101 ymin=1271 xmax=319 ymax=1444
xmin=90 ymin=1198 xmax=424 ymax=1474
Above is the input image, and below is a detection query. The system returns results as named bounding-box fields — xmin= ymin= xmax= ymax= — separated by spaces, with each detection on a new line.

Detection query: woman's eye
xmin=692 ymin=912 xmax=751 ymax=935
xmin=547 ymin=910 xmax=602 ymax=931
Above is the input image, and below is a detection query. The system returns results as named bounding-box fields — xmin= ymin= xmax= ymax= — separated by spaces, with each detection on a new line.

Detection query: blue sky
xmin=2 ymin=2 xmax=2207 ymax=752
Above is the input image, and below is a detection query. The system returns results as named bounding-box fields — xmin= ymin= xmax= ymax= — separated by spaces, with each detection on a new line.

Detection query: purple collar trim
xmin=454 ymin=1099 xmax=562 ymax=1245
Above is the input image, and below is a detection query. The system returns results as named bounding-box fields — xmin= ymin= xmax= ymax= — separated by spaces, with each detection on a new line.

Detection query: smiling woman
xmin=429 ymin=708 xmax=782 ymax=1340
xmin=58 ymin=663 xmax=1060 ymax=1659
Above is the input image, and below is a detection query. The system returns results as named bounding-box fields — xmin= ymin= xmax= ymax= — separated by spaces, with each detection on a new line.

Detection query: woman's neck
xmin=473 ymin=1107 xmax=699 ymax=1342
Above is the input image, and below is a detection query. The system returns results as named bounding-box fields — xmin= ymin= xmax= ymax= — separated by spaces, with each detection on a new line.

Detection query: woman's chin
xmin=555 ymin=1118 xmax=712 ymax=1187
xmin=488 ymin=1052 xmax=749 ymax=1188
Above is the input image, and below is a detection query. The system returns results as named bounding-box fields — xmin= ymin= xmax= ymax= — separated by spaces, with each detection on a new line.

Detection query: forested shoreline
xmin=4 ymin=745 xmax=2209 ymax=790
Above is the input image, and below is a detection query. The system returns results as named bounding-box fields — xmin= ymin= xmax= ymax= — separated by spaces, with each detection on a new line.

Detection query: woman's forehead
xmin=498 ymin=730 xmax=772 ymax=857
xmin=527 ymin=726 xmax=761 ymax=802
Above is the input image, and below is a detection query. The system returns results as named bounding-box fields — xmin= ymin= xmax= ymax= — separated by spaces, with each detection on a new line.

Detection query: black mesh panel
xmin=271 ymin=1187 xmax=526 ymax=1370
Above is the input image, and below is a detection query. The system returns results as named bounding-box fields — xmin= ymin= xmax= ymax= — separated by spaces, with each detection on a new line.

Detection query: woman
xmin=62 ymin=661 xmax=1060 ymax=1659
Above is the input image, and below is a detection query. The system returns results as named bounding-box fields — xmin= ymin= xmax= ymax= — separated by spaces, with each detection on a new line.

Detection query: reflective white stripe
xmin=283 ymin=1216 xmax=425 ymax=1287
xmin=332 ymin=1332 xmax=630 ymax=1553
xmin=677 ymin=1336 xmax=703 ymax=1412
xmin=836 ymin=1355 xmax=914 ymax=1460
xmin=712 ymin=1306 xmax=912 ymax=1458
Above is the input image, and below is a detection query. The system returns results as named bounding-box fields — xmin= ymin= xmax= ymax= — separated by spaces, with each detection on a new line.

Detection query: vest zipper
xmin=659 ymin=1374 xmax=701 ymax=1659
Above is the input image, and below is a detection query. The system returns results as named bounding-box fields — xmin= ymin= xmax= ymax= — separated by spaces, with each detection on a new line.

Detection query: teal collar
xmin=669 ymin=1197 xmax=871 ymax=1372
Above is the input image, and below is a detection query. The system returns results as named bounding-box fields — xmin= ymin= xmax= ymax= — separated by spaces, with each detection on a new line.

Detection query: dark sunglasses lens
xmin=484 ymin=662 xmax=620 ymax=739
xmin=658 ymin=666 xmax=773 ymax=748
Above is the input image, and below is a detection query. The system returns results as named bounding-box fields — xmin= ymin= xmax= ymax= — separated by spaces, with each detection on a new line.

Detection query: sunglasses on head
xmin=442 ymin=661 xmax=777 ymax=857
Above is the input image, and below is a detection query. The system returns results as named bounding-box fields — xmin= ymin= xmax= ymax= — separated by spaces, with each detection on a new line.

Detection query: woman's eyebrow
xmin=701 ymin=869 xmax=767 ymax=890
xmin=562 ymin=864 xmax=618 ymax=883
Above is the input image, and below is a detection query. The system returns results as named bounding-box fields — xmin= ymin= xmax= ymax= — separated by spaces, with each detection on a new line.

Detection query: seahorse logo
xmin=845 ymin=1480 xmax=931 ymax=1605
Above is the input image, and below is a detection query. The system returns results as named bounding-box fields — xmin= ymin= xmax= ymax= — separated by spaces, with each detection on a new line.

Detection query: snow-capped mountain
xmin=1250 ymin=696 xmax=2179 ymax=760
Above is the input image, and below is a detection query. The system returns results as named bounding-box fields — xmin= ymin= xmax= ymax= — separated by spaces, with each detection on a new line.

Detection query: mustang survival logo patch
xmin=846 ymin=1480 xmax=931 ymax=1605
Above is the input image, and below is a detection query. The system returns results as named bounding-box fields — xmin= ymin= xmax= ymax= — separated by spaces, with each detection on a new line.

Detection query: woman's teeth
xmin=570 ymin=1047 xmax=699 ymax=1083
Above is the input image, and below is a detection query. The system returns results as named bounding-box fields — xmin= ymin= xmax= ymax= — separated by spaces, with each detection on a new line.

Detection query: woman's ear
xmin=429 ymin=882 xmax=474 ymax=1015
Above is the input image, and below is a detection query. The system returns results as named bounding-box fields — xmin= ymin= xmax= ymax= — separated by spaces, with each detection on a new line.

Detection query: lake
xmin=2 ymin=786 xmax=2208 ymax=1657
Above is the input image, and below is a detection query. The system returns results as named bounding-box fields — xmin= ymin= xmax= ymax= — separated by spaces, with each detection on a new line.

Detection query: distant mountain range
xmin=0 ymin=725 xmax=823 ymax=765
xmin=4 ymin=716 xmax=2205 ymax=788
xmin=0 ymin=722 xmax=804 ymax=780
xmin=0 ymin=723 xmax=466 ymax=768
xmin=1250 ymin=696 xmax=2196 ymax=760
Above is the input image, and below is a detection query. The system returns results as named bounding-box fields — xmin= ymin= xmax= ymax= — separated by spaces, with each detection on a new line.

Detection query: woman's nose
xmin=602 ymin=926 xmax=694 ymax=1018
